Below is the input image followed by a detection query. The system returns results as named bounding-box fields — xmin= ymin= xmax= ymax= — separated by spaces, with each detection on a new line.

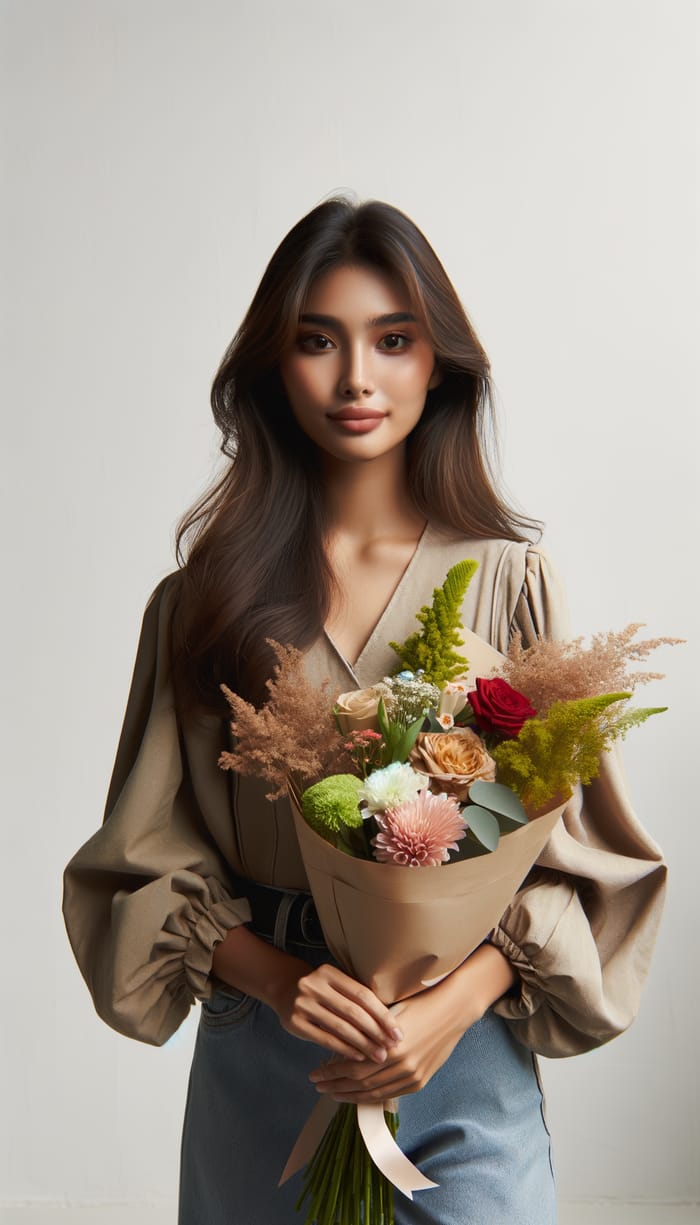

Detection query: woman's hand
xmin=211 ymin=924 xmax=402 ymax=1063
xmin=272 ymin=962 xmax=405 ymax=1063
xmin=308 ymin=943 xmax=516 ymax=1104
xmin=309 ymin=987 xmax=469 ymax=1102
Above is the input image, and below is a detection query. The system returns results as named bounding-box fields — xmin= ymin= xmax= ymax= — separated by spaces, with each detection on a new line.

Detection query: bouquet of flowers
xmin=219 ymin=559 xmax=677 ymax=1225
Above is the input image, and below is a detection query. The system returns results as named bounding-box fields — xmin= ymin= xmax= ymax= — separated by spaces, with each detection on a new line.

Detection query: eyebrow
xmin=298 ymin=311 xmax=419 ymax=329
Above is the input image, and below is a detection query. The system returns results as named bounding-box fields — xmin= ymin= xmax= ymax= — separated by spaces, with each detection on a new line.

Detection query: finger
xmin=322 ymin=1059 xmax=421 ymax=1099
xmin=323 ymin=1000 xmax=394 ymax=1055
xmin=333 ymin=1078 xmax=418 ymax=1104
xmin=315 ymin=969 xmax=404 ymax=1042
xmin=284 ymin=999 xmax=375 ymax=1058
xmin=309 ymin=1057 xmax=380 ymax=1086
xmin=298 ymin=1008 xmax=391 ymax=1062
xmin=305 ymin=986 xmax=403 ymax=1049
xmin=314 ymin=1074 xmax=388 ymax=1095
xmin=296 ymin=995 xmax=394 ymax=1060
xmin=311 ymin=1050 xmax=410 ymax=1092
xmin=293 ymin=1023 xmax=369 ymax=1062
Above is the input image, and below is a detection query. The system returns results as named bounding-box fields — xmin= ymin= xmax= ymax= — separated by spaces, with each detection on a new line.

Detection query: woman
xmin=63 ymin=197 xmax=666 ymax=1224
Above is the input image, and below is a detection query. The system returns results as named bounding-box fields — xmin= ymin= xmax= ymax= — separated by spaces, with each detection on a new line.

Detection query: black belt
xmin=234 ymin=877 xmax=327 ymax=949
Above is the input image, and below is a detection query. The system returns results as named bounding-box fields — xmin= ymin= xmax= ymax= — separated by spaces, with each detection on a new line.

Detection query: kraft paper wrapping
xmin=290 ymin=795 xmax=566 ymax=1004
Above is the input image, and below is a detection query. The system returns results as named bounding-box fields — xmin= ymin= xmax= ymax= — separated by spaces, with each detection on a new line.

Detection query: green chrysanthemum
xmin=301 ymin=774 xmax=364 ymax=838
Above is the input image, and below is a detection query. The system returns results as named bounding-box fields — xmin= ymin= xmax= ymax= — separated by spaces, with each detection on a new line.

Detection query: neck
xmin=321 ymin=447 xmax=426 ymax=545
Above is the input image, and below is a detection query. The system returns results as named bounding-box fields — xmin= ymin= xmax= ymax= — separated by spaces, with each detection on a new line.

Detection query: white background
xmin=2 ymin=0 xmax=698 ymax=1218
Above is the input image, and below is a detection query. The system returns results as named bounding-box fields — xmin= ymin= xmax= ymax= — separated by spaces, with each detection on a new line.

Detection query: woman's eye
xmin=299 ymin=334 xmax=335 ymax=352
xmin=379 ymin=333 xmax=410 ymax=351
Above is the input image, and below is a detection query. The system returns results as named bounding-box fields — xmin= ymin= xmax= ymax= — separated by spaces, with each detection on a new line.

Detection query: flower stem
xmin=295 ymin=1103 xmax=399 ymax=1224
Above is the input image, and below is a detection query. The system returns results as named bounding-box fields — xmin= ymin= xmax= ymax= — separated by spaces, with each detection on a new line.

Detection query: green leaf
xmin=465 ymin=805 xmax=500 ymax=851
xmin=610 ymin=705 xmax=667 ymax=738
xmin=494 ymin=811 xmax=528 ymax=835
xmin=451 ymin=832 xmax=491 ymax=859
xmin=443 ymin=558 xmax=479 ymax=605
xmin=468 ymin=780 xmax=527 ymax=825
xmin=395 ymin=714 xmax=427 ymax=761
xmin=376 ymin=696 xmax=391 ymax=742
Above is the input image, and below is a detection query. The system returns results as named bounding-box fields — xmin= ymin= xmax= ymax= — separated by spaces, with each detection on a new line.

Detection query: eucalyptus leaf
xmin=451 ymin=832 xmax=491 ymax=859
xmin=494 ymin=811 xmax=529 ymax=835
xmin=469 ymin=780 xmax=527 ymax=825
xmin=465 ymin=805 xmax=500 ymax=852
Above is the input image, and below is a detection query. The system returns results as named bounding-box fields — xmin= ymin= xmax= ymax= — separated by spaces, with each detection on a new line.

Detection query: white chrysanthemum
xmin=358 ymin=762 xmax=427 ymax=816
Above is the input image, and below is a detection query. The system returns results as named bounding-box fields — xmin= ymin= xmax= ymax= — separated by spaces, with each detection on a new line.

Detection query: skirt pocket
xmin=200 ymin=987 xmax=258 ymax=1029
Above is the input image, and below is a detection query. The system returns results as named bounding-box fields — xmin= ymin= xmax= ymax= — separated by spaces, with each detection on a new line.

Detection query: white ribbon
xmin=279 ymin=1096 xmax=438 ymax=1199
xmin=356 ymin=1103 xmax=438 ymax=1200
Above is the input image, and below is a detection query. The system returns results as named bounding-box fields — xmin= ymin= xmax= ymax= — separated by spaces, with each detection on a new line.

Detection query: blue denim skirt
xmin=178 ymin=943 xmax=556 ymax=1225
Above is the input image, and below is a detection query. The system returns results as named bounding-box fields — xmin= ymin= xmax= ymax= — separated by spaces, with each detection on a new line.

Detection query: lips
xmin=327 ymin=407 xmax=386 ymax=421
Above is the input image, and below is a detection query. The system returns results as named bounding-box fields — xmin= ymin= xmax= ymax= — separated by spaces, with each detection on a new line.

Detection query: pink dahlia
xmin=371 ymin=790 xmax=467 ymax=867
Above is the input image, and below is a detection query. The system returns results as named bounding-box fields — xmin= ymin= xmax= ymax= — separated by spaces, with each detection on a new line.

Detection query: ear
xmin=427 ymin=362 xmax=443 ymax=391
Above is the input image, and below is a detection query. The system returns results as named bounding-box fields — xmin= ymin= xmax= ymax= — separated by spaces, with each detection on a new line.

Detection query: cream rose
xmin=335 ymin=686 xmax=381 ymax=733
xmin=409 ymin=727 xmax=496 ymax=801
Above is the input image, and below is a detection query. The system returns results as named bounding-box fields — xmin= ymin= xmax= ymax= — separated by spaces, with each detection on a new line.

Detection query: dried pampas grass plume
xmin=501 ymin=624 xmax=683 ymax=717
xmin=218 ymin=640 xmax=342 ymax=800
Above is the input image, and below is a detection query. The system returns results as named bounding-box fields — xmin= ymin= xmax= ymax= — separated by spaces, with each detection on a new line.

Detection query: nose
xmin=339 ymin=343 xmax=375 ymax=398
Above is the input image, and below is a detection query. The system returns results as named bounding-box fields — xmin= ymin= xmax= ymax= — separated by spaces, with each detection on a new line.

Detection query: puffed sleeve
xmin=62 ymin=575 xmax=252 ymax=1047
xmin=489 ymin=548 xmax=668 ymax=1057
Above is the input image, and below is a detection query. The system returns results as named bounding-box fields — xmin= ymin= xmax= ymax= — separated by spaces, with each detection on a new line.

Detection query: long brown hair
xmin=172 ymin=196 xmax=541 ymax=711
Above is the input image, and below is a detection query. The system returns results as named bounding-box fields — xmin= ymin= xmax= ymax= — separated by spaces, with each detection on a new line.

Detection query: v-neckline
xmin=323 ymin=519 xmax=433 ymax=680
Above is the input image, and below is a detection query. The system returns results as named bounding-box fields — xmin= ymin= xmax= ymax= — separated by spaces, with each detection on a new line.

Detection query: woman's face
xmin=279 ymin=263 xmax=440 ymax=464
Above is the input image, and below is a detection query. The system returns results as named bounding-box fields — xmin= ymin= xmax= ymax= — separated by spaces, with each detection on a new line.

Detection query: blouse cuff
xmin=157 ymin=874 xmax=252 ymax=1003
xmin=487 ymin=871 xmax=578 ymax=1024
xmin=489 ymin=924 xmax=545 ymax=1019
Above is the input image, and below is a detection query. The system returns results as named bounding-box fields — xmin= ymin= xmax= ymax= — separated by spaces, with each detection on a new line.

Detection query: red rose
xmin=467 ymin=677 xmax=536 ymax=738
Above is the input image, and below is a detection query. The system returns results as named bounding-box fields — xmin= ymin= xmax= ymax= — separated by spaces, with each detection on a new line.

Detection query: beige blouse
xmin=62 ymin=525 xmax=667 ymax=1057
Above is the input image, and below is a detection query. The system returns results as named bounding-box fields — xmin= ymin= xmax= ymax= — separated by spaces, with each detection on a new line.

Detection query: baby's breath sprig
xmin=375 ymin=672 xmax=441 ymax=729
xmin=374 ymin=670 xmax=440 ymax=765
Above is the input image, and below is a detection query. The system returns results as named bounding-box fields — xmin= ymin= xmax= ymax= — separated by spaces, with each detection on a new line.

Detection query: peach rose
xmin=409 ymin=727 xmax=496 ymax=801
xmin=334 ymin=686 xmax=381 ymax=733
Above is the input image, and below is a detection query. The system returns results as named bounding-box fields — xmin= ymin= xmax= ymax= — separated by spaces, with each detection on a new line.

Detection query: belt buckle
xmin=299 ymin=896 xmax=325 ymax=946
